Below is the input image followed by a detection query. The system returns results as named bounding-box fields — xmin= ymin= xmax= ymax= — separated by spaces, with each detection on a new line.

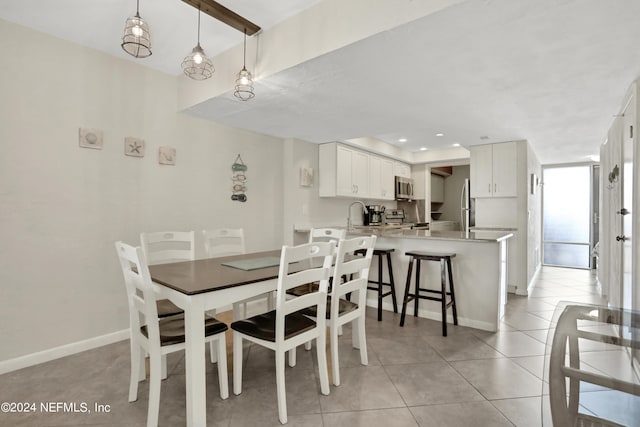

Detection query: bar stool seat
xmin=355 ymin=247 xmax=398 ymax=321
xmin=399 ymin=251 xmax=458 ymax=336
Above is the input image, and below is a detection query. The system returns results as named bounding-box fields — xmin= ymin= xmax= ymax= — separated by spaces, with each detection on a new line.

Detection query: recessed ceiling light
xmin=419 ymin=147 xmax=427 ymax=151
xmin=452 ymin=143 xmax=461 ymax=147
xmin=480 ymin=136 xmax=489 ymax=140
xmin=436 ymin=133 xmax=444 ymax=137
xmin=398 ymin=138 xmax=407 ymax=143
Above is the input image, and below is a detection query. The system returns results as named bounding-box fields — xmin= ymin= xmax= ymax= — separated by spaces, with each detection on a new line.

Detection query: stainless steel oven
xmin=394 ymin=176 xmax=414 ymax=200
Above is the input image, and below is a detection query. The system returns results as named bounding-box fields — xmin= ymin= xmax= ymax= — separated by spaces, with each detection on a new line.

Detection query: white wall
xmin=0 ymin=19 xmax=284 ymax=362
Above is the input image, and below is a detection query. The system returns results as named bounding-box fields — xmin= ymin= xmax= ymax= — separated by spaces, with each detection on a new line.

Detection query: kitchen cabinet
xmin=470 ymin=142 xmax=517 ymax=198
xmin=320 ymin=143 xmax=369 ymax=197
xmin=393 ymin=161 xmax=411 ymax=178
xmin=369 ymin=155 xmax=394 ymax=200
xmin=430 ymin=174 xmax=444 ymax=203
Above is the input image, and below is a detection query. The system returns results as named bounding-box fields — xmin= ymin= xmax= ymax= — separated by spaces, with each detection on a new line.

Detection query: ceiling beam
xmin=181 ymin=0 xmax=261 ymax=35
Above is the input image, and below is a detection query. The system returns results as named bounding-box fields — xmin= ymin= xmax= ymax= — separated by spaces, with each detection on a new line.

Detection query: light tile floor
xmin=1 ymin=266 xmax=638 ymax=426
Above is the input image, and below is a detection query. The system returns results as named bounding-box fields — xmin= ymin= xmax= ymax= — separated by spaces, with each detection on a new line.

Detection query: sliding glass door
xmin=542 ymin=164 xmax=598 ymax=269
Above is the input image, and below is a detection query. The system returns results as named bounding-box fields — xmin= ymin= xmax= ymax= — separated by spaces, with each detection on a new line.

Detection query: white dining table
xmin=148 ymin=249 xmax=283 ymax=426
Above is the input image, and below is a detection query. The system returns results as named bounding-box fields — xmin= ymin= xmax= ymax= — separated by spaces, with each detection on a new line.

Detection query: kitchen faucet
xmin=347 ymin=201 xmax=368 ymax=230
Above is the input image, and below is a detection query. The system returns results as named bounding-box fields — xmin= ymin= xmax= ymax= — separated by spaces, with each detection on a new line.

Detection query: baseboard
xmin=366 ymin=297 xmax=498 ymax=332
xmin=0 ymin=329 xmax=129 ymax=375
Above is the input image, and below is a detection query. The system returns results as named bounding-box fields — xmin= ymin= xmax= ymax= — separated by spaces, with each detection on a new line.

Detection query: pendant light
xmin=121 ymin=0 xmax=152 ymax=58
xmin=233 ymin=30 xmax=255 ymax=101
xmin=182 ymin=7 xmax=214 ymax=80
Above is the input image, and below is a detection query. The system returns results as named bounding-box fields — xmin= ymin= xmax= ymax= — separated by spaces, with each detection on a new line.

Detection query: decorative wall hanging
xmin=159 ymin=146 xmax=176 ymax=165
xmin=79 ymin=128 xmax=104 ymax=150
xmin=607 ymin=164 xmax=619 ymax=189
xmin=124 ymin=137 xmax=145 ymax=157
xmin=231 ymin=154 xmax=247 ymax=202
xmin=300 ymin=167 xmax=313 ymax=187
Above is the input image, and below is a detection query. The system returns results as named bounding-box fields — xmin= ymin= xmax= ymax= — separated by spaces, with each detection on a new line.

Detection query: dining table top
xmin=148 ymin=249 xmax=283 ymax=295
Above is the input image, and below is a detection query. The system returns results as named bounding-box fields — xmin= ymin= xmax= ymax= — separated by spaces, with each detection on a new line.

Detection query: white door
xmin=620 ymin=92 xmax=635 ymax=344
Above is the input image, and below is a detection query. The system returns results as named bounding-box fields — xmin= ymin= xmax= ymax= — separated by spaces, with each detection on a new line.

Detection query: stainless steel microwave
xmin=394 ymin=176 xmax=414 ymax=200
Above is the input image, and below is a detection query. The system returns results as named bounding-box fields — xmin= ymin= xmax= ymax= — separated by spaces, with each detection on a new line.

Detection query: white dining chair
xmin=115 ymin=241 xmax=229 ymax=427
xmin=231 ymin=241 xmax=335 ymax=424
xmin=299 ymin=235 xmax=376 ymax=385
xmin=203 ymin=228 xmax=272 ymax=320
xmin=140 ymin=231 xmax=195 ymax=318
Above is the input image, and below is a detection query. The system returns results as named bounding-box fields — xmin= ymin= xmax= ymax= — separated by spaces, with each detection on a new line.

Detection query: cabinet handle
xmin=616 ymin=235 xmax=629 ymax=242
xmin=494 ymin=183 xmax=497 ymax=193
xmin=488 ymin=184 xmax=491 ymax=193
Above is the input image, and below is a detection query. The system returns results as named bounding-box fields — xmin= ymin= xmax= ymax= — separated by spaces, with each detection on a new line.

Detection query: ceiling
xmin=2 ymin=0 xmax=640 ymax=164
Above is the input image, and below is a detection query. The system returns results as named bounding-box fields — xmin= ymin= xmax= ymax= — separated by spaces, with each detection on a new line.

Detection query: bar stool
xmin=355 ymin=247 xmax=398 ymax=321
xmin=399 ymin=251 xmax=458 ymax=336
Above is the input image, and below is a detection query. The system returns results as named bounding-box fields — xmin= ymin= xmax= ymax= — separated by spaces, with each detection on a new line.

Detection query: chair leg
xmin=276 ymin=349 xmax=288 ymax=424
xmin=399 ymin=257 xmax=414 ymax=327
xmin=304 ymin=340 xmax=312 ymax=351
xmin=233 ymin=332 xmax=243 ymax=395
xmin=316 ymin=331 xmax=330 ymax=395
xmin=414 ymin=259 xmax=421 ymax=317
xmin=147 ymin=352 xmax=162 ymax=427
xmin=161 ymin=354 xmax=167 ymax=380
xmin=377 ymin=254 xmax=383 ymax=321
xmin=129 ymin=342 xmax=141 ymax=402
xmin=210 ymin=340 xmax=218 ymax=363
xmin=288 ymin=347 xmax=297 ymax=367
xmin=138 ymin=353 xmax=146 ymax=382
xmin=232 ymin=302 xmax=242 ymax=321
xmin=447 ymin=258 xmax=458 ymax=325
xmin=330 ymin=323 xmax=341 ymax=386
xmin=440 ymin=258 xmax=448 ymax=336
xmin=216 ymin=334 xmax=229 ymax=399
xmin=355 ymin=314 xmax=368 ymax=366
xmin=387 ymin=253 xmax=398 ymax=313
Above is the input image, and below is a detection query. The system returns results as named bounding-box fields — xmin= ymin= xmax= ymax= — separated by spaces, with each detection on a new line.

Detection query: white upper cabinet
xmin=369 ymin=156 xmax=395 ymax=200
xmin=470 ymin=142 xmax=517 ymax=198
xmin=393 ymin=161 xmax=411 ymax=178
xmin=320 ymin=143 xmax=370 ymax=197
xmin=319 ymin=143 xmax=399 ymax=199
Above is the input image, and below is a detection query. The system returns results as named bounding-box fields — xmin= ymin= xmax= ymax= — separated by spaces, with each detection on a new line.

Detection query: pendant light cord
xmin=135 ymin=0 xmax=140 ymax=17
xmin=243 ymin=30 xmax=247 ymax=68
xmin=197 ymin=7 xmax=201 ymax=45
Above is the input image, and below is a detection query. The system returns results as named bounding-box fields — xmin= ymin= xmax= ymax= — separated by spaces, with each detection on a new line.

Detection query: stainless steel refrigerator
xmin=460 ymin=178 xmax=475 ymax=233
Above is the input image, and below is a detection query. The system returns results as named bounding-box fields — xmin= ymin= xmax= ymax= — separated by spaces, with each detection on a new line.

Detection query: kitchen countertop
xmin=294 ymin=224 xmax=512 ymax=242
xmin=348 ymin=228 xmax=513 ymax=242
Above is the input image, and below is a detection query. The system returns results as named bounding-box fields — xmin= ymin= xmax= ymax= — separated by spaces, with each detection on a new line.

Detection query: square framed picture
xmin=159 ymin=146 xmax=176 ymax=165
xmin=79 ymin=128 xmax=103 ymax=149
xmin=124 ymin=137 xmax=145 ymax=157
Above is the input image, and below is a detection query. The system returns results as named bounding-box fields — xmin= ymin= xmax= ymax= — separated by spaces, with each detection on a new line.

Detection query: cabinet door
xmin=431 ymin=174 xmax=445 ymax=203
xmin=380 ymin=158 xmax=395 ymax=200
xmin=394 ymin=162 xmax=411 ymax=178
xmin=492 ymin=142 xmax=517 ymax=197
xmin=369 ymin=155 xmax=382 ymax=199
xmin=352 ymin=150 xmax=370 ymax=196
xmin=336 ymin=145 xmax=354 ymax=196
xmin=470 ymin=145 xmax=493 ymax=198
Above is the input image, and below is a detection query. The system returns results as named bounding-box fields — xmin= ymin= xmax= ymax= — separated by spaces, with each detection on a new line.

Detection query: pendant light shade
xmin=182 ymin=8 xmax=214 ymax=80
xmin=234 ymin=30 xmax=255 ymax=101
xmin=121 ymin=0 xmax=151 ymax=58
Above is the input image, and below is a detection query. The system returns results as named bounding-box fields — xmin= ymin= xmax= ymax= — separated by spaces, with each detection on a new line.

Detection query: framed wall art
xmin=159 ymin=146 xmax=176 ymax=165
xmin=79 ymin=128 xmax=103 ymax=149
xmin=124 ymin=137 xmax=145 ymax=157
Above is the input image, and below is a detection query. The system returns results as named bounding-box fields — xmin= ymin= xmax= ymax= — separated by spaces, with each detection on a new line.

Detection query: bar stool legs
xmin=399 ymin=252 xmax=458 ymax=336
xmin=355 ymin=248 xmax=398 ymax=321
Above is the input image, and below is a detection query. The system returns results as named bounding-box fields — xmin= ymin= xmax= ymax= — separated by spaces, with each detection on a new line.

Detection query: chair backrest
xmin=330 ymin=236 xmax=377 ymax=318
xmin=202 ymin=228 xmax=245 ymax=257
xmin=115 ymin=241 xmax=160 ymax=346
xmin=140 ymin=231 xmax=195 ymax=265
xmin=308 ymin=228 xmax=346 ymax=244
xmin=274 ymin=241 xmax=336 ymax=342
